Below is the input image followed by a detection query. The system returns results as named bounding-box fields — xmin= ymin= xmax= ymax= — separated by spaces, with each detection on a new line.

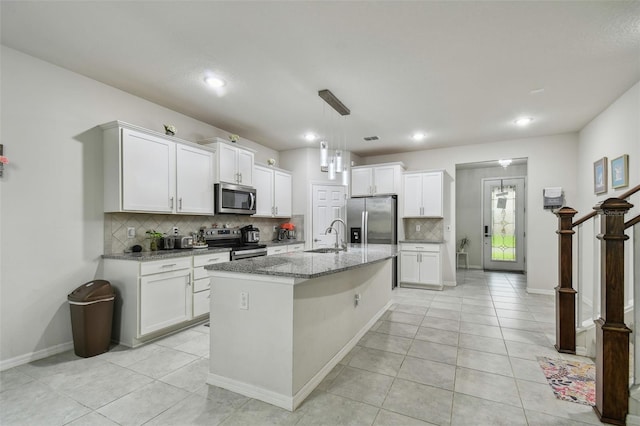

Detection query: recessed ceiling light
xmin=498 ymin=159 xmax=513 ymax=168
xmin=530 ymin=88 xmax=545 ymax=94
xmin=514 ymin=117 xmax=534 ymax=127
xmin=204 ymin=76 xmax=226 ymax=88
xmin=412 ymin=132 xmax=426 ymax=141
xmin=304 ymin=132 xmax=317 ymax=142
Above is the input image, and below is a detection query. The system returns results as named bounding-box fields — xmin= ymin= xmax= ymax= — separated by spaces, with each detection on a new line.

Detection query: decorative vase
xmin=149 ymin=239 xmax=158 ymax=251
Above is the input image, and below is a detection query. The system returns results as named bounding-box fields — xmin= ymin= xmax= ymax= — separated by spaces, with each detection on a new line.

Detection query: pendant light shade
xmin=335 ymin=150 xmax=343 ymax=172
xmin=320 ymin=141 xmax=328 ymax=168
xmin=341 ymin=165 xmax=349 ymax=186
xmin=328 ymin=159 xmax=336 ymax=180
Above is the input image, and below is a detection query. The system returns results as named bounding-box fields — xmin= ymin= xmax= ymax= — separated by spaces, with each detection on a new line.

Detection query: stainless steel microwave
xmin=214 ymin=183 xmax=256 ymax=215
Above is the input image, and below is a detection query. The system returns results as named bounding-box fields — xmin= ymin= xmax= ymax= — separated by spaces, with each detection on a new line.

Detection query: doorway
xmin=311 ymin=184 xmax=346 ymax=249
xmin=482 ymin=177 xmax=526 ymax=272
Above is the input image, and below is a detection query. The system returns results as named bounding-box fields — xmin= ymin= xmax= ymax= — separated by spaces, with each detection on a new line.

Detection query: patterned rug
xmin=537 ymin=356 xmax=595 ymax=406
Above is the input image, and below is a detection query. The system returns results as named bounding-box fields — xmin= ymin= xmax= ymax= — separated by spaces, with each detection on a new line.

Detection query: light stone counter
xmin=205 ymin=243 xmax=397 ymax=279
xmin=102 ymin=247 xmax=230 ymax=261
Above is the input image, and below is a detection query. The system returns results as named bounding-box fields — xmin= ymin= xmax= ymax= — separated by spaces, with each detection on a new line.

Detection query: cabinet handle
xmin=207 ymin=258 xmax=219 ymax=262
xmin=271 ymin=206 xmax=274 ymax=215
xmin=161 ymin=263 xmax=176 ymax=268
xmin=239 ymin=173 xmax=242 ymax=183
xmin=169 ymin=197 xmax=174 ymax=209
xmin=373 ymin=185 xmax=377 ymax=194
xmin=275 ymin=206 xmax=278 ymax=215
xmin=418 ymin=253 xmax=422 ymax=262
xmin=179 ymin=197 xmax=183 ymax=210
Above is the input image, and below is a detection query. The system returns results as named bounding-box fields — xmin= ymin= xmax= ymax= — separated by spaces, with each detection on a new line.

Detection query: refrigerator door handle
xmin=364 ymin=211 xmax=369 ymax=245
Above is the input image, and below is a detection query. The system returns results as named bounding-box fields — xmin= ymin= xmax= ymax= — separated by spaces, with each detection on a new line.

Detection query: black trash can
xmin=68 ymin=280 xmax=115 ymax=358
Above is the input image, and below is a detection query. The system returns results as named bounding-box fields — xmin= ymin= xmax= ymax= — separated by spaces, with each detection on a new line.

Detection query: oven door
xmin=231 ymin=247 xmax=267 ymax=260
xmin=215 ymin=183 xmax=256 ymax=215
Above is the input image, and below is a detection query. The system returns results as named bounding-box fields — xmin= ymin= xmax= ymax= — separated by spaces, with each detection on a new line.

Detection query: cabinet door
xmin=288 ymin=243 xmax=304 ymax=253
xmin=403 ymin=174 xmax=423 ymax=217
xmin=400 ymin=251 xmax=421 ymax=283
xmin=218 ymin=144 xmax=238 ymax=184
xmin=373 ymin=166 xmax=397 ymax=195
xmin=122 ymin=129 xmax=175 ymax=212
xmin=139 ymin=269 xmax=191 ymax=336
xmin=253 ymin=165 xmax=274 ymax=216
xmin=419 ymin=252 xmax=441 ymax=285
xmin=421 ymin=172 xmax=443 ymax=217
xmin=267 ymin=246 xmax=288 ymax=256
xmin=237 ymin=149 xmax=254 ymax=186
xmin=176 ymin=145 xmax=214 ymax=214
xmin=273 ymin=170 xmax=292 ymax=217
xmin=351 ymin=168 xmax=372 ymax=196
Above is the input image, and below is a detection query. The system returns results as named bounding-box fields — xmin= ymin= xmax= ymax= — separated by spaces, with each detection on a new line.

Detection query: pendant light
xmin=328 ymin=158 xmax=336 ymax=180
xmin=320 ymin=140 xmax=328 ymax=169
xmin=317 ymin=89 xmax=350 ymax=178
xmin=341 ymin=165 xmax=349 ymax=186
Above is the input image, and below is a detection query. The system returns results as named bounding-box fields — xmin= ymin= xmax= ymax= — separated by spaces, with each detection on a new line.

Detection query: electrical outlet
xmin=273 ymin=226 xmax=278 ymax=232
xmin=172 ymin=227 xmax=179 ymax=235
xmin=415 ymin=224 xmax=421 ymax=232
xmin=239 ymin=292 xmax=249 ymax=310
xmin=127 ymin=227 xmax=136 ymax=239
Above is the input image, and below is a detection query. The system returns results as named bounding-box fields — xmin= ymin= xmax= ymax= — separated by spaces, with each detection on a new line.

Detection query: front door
xmin=482 ymin=177 xmax=526 ymax=272
xmin=312 ymin=184 xmax=346 ymax=248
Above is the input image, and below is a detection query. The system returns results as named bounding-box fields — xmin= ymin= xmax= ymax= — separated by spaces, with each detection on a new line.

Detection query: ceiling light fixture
xmin=304 ymin=132 xmax=317 ymax=142
xmin=318 ymin=89 xmax=350 ymax=184
xmin=498 ymin=159 xmax=513 ymax=168
xmin=514 ymin=117 xmax=533 ymax=127
xmin=204 ymin=76 xmax=226 ymax=88
xmin=412 ymin=132 xmax=426 ymax=141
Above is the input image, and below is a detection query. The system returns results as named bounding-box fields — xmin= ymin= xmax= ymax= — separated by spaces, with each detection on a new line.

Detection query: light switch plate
xmin=239 ymin=292 xmax=249 ymax=310
xmin=127 ymin=227 xmax=135 ymax=239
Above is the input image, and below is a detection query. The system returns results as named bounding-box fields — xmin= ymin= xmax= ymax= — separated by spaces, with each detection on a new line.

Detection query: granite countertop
xmin=263 ymin=240 xmax=305 ymax=247
xmin=102 ymin=247 xmax=231 ymax=261
xmin=399 ymin=240 xmax=444 ymax=244
xmin=205 ymin=244 xmax=398 ymax=279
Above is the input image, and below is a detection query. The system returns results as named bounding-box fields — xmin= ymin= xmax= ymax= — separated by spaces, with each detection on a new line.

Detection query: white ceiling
xmin=1 ymin=1 xmax=639 ymax=156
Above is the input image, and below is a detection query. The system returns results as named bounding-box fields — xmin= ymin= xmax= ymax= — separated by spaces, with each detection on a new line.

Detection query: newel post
xmin=555 ymin=207 xmax=578 ymax=354
xmin=594 ymin=198 xmax=633 ymax=425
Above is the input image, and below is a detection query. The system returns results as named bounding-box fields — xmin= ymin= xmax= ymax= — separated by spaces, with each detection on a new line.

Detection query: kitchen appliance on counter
xmin=346 ymin=195 xmax=398 ymax=288
xmin=214 ymin=183 xmax=256 ymax=215
xmin=202 ymin=228 xmax=267 ymax=261
xmin=240 ymin=225 xmax=260 ymax=244
xmin=174 ymin=235 xmax=194 ymax=249
xmin=280 ymin=223 xmax=296 ymax=240
xmin=159 ymin=235 xmax=175 ymax=250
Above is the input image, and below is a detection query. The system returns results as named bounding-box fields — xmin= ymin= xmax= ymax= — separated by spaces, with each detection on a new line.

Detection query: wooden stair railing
xmin=554 ymin=184 xmax=638 ymax=425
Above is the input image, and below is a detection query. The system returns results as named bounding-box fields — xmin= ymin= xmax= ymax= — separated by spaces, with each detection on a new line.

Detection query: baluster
xmin=555 ymin=207 xmax=578 ymax=354
xmin=593 ymin=197 xmax=633 ymax=425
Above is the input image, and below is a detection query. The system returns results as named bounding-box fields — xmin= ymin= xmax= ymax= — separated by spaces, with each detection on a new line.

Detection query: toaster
xmin=174 ymin=235 xmax=193 ymax=249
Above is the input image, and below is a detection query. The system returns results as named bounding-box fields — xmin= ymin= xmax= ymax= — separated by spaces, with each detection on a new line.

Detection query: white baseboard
xmin=443 ymin=280 xmax=456 ymax=287
xmin=627 ymin=414 xmax=640 ymax=426
xmin=206 ymin=300 xmax=392 ymax=411
xmin=526 ymin=287 xmax=554 ymax=296
xmin=0 ymin=341 xmax=74 ymax=372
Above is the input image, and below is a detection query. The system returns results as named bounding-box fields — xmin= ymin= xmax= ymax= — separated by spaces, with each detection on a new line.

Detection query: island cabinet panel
xmin=206 ymin=256 xmax=393 ymax=411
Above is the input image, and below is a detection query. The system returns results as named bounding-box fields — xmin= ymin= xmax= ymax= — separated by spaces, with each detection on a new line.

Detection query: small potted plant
xmin=459 ymin=236 xmax=470 ymax=253
xmin=146 ymin=230 xmax=163 ymax=251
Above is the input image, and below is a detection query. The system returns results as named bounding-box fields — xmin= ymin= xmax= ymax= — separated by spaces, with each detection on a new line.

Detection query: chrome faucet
xmin=325 ymin=218 xmax=348 ymax=251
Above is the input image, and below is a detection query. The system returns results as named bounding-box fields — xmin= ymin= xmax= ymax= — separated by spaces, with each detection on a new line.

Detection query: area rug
xmin=537 ymin=356 xmax=595 ymax=406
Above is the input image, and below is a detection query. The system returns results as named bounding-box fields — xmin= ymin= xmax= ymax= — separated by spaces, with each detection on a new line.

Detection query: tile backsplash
xmin=403 ymin=218 xmax=444 ymax=241
xmin=104 ymin=213 xmax=304 ymax=254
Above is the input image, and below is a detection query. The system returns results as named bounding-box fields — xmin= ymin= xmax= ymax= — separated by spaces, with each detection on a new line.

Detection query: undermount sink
xmin=305 ymin=247 xmax=345 ymax=254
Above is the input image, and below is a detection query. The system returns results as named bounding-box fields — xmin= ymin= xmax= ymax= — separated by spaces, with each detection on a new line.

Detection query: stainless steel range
xmin=201 ymin=228 xmax=267 ymax=261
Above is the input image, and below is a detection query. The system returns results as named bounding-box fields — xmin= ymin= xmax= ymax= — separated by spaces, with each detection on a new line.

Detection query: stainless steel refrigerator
xmin=346 ymin=195 xmax=398 ymax=288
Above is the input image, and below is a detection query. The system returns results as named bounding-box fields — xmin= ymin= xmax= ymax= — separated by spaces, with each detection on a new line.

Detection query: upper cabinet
xmin=351 ymin=162 xmax=405 ymax=197
xmin=205 ymin=139 xmax=255 ymax=186
xmin=102 ymin=121 xmax=214 ymax=215
xmin=253 ymin=164 xmax=292 ymax=218
xmin=403 ymin=171 xmax=443 ymax=218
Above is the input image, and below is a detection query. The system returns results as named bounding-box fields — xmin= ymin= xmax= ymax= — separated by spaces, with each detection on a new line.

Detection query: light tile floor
xmin=0 ymin=270 xmax=603 ymax=425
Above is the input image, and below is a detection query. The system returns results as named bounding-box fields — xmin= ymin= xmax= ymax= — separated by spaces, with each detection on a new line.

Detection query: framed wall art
xmin=594 ymin=157 xmax=607 ymax=194
xmin=611 ymin=154 xmax=629 ymax=189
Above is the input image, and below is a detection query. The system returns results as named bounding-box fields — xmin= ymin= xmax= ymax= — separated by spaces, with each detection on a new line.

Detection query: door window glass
xmin=491 ymin=184 xmax=517 ymax=261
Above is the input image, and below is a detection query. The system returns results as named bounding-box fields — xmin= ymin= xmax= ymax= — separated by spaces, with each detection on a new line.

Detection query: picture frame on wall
xmin=594 ymin=157 xmax=607 ymax=194
xmin=611 ymin=154 xmax=629 ymax=189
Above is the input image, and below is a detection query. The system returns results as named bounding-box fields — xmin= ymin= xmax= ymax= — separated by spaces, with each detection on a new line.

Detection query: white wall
xmin=0 ymin=46 xmax=277 ymax=368
xmin=363 ymin=134 xmax=579 ymax=292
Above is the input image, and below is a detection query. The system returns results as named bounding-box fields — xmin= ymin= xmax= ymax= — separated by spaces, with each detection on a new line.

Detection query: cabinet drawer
xmin=140 ymin=257 xmax=191 ymax=276
xmin=193 ymin=277 xmax=211 ymax=293
xmin=288 ymin=244 xmax=304 ymax=253
xmin=400 ymin=243 xmax=440 ymax=252
xmin=193 ymin=252 xmax=229 ymax=267
xmin=193 ymin=290 xmax=210 ymax=317
xmin=267 ymin=246 xmax=288 ymax=256
xmin=193 ymin=266 xmax=208 ymax=281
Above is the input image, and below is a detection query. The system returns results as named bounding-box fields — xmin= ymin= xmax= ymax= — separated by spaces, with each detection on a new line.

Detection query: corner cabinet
xmin=400 ymin=243 xmax=442 ymax=289
xmin=403 ymin=171 xmax=443 ymax=217
xmin=200 ymin=138 xmax=255 ymax=186
xmin=253 ymin=164 xmax=292 ymax=218
xmin=101 ymin=121 xmax=214 ymax=215
xmin=351 ymin=162 xmax=405 ymax=197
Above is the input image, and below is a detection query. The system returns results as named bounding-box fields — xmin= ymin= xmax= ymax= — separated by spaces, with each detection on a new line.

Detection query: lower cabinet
xmin=267 ymin=242 xmax=305 ymax=256
xmin=400 ymin=243 xmax=442 ymax=288
xmin=140 ymin=268 xmax=191 ymax=335
xmin=192 ymin=252 xmax=228 ymax=317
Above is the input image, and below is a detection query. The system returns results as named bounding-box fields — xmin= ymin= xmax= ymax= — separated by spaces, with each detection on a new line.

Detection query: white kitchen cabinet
xmin=140 ymin=267 xmax=192 ymax=336
xmin=287 ymin=243 xmax=304 ymax=253
xmin=267 ymin=245 xmax=288 ymax=256
xmin=101 ymin=121 xmax=215 ymax=215
xmin=403 ymin=171 xmax=443 ymax=217
xmin=400 ymin=243 xmax=442 ymax=288
xmin=211 ymin=139 xmax=255 ymax=186
xmin=253 ymin=164 xmax=292 ymax=218
xmin=192 ymin=252 xmax=229 ymax=318
xmin=351 ymin=163 xmax=404 ymax=196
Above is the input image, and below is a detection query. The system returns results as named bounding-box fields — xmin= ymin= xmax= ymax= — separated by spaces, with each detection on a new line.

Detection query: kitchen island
xmin=205 ymin=244 xmax=398 ymax=411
